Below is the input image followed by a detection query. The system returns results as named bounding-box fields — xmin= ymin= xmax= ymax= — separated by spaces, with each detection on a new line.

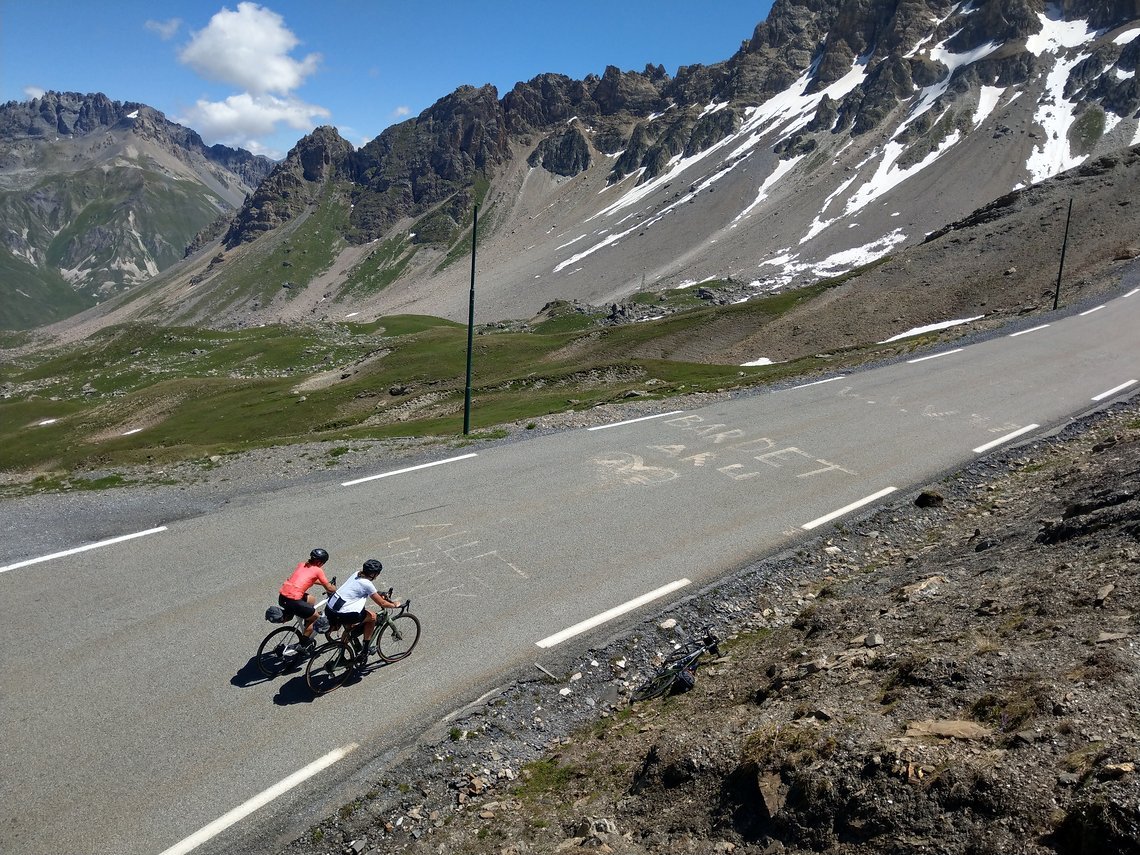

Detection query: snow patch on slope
xmin=734 ymin=154 xmax=805 ymax=224
xmin=974 ymin=86 xmax=1006 ymax=126
xmin=1025 ymin=12 xmax=1100 ymax=184
xmin=762 ymin=229 xmax=908 ymax=284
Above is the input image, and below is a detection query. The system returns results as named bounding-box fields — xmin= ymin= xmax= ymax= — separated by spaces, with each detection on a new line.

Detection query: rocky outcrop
xmin=527 ymin=126 xmax=592 ymax=176
xmin=223 ymin=126 xmax=355 ymax=247
xmin=0 ymin=90 xmax=124 ymax=136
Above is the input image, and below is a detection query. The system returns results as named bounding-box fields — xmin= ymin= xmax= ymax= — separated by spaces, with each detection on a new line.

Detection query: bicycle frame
xmin=305 ymin=597 xmax=420 ymax=695
xmin=631 ymin=630 xmax=720 ymax=702
xmin=256 ymin=590 xmax=336 ymax=678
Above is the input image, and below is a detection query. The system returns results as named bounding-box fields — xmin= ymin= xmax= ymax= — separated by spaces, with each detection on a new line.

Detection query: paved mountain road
xmin=2 ymin=286 xmax=1138 ymax=855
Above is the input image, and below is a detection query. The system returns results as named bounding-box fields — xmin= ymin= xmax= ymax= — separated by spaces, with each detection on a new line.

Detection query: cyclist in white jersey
xmin=325 ymin=558 xmax=400 ymax=655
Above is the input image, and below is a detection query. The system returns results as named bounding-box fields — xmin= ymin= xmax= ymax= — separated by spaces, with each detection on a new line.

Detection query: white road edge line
xmin=973 ymin=424 xmax=1040 ymax=454
xmin=801 ymin=487 xmax=897 ymax=531
xmin=1009 ymin=324 xmax=1050 ymax=338
xmin=787 ymin=375 xmax=846 ymax=390
xmin=157 ymin=743 xmax=358 ymax=855
xmin=1079 ymin=305 xmax=1106 ymax=316
xmin=1092 ymin=379 xmax=1138 ymax=401
xmin=0 ymin=526 xmax=168 ymax=575
xmin=907 ymin=348 xmax=963 ymax=364
xmin=587 ymin=411 xmax=684 ymax=431
xmin=341 ymin=453 xmax=477 ymax=487
xmin=1125 ymin=288 xmax=1140 ymax=298
xmin=535 ymin=578 xmax=692 ymax=648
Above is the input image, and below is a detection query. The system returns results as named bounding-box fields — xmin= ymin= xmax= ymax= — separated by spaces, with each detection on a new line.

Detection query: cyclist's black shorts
xmin=278 ymin=593 xmax=315 ymax=619
xmin=328 ymin=608 xmax=365 ymax=626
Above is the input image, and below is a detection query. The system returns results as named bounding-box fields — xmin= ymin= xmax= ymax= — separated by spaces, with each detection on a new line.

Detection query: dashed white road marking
xmin=1092 ymin=379 xmax=1138 ymax=401
xmin=157 ymin=743 xmax=358 ymax=855
xmin=801 ymin=487 xmax=897 ymax=531
xmin=0 ymin=526 xmax=168 ymax=575
xmin=535 ymin=578 xmax=692 ymax=648
xmin=973 ymin=424 xmax=1040 ymax=454
xmin=587 ymin=411 xmax=684 ymax=431
xmin=1009 ymin=324 xmax=1050 ymax=338
xmin=786 ymin=375 xmax=846 ymax=390
xmin=1079 ymin=305 xmax=1106 ymax=316
xmin=341 ymin=453 xmax=477 ymax=487
xmin=907 ymin=348 xmax=963 ymax=364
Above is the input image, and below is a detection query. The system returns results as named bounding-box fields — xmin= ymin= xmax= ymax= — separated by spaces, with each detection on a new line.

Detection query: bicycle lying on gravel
xmin=256 ymin=578 xmax=337 ymax=678
xmin=630 ymin=629 xmax=721 ymax=702
xmin=305 ymin=593 xmax=421 ymax=695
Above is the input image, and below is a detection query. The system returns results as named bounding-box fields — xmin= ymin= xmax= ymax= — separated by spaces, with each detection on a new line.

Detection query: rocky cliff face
xmin=221 ymin=125 xmax=354 ymax=247
xmin=190 ymin=0 xmax=1137 ymax=332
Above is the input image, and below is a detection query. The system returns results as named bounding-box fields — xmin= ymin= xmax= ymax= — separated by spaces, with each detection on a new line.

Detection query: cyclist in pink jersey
xmin=279 ymin=548 xmax=338 ymax=650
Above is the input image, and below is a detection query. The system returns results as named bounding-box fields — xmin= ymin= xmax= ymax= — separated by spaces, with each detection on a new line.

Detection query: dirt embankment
xmin=278 ymin=399 xmax=1140 ymax=855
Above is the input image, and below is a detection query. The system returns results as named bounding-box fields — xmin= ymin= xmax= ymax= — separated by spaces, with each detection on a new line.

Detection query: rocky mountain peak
xmin=292 ymin=124 xmax=356 ymax=182
xmin=0 ymin=90 xmax=135 ymax=137
xmin=0 ymin=91 xmax=276 ymax=328
xmin=221 ymin=125 xmax=355 ymax=247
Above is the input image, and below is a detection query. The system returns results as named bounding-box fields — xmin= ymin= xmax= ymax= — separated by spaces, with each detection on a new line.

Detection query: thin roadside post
xmin=1054 ymin=197 xmax=1073 ymax=311
xmin=463 ymin=204 xmax=478 ymax=435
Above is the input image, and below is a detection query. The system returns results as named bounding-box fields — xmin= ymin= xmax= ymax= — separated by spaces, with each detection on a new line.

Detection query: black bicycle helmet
xmin=309 ymin=548 xmax=329 ymax=564
xmin=362 ymin=558 xmax=383 ymax=576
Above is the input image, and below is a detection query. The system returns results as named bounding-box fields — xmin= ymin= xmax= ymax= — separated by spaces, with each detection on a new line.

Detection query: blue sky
xmin=1 ymin=1 xmax=775 ymax=159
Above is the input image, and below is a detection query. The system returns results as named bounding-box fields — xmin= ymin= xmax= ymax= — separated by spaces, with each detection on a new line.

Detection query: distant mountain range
xmin=2 ymin=0 xmax=1139 ymax=332
xmin=0 ymin=92 xmax=274 ymax=328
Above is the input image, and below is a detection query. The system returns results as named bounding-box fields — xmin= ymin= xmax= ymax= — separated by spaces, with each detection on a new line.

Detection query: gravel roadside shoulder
xmin=266 ymin=399 xmax=1140 ymax=855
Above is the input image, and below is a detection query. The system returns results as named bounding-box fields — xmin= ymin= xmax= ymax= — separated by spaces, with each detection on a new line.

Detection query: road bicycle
xmin=256 ymin=581 xmax=336 ymax=678
xmin=305 ymin=596 xmax=421 ymax=695
xmin=630 ymin=629 xmax=721 ymax=702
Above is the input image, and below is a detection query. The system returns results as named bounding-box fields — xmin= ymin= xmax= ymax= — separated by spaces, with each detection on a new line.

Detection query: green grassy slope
xmin=0 ymin=165 xmax=228 ymax=330
xmin=0 ymin=269 xmax=932 ymax=487
xmin=0 ymin=250 xmax=94 ymax=328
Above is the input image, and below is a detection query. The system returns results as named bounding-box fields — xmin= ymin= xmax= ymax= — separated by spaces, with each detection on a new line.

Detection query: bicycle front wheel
xmin=376 ymin=613 xmax=421 ymax=662
xmin=631 ymin=669 xmax=678 ymax=702
xmin=257 ymin=626 xmax=304 ymax=677
xmin=305 ymin=641 xmax=354 ymax=695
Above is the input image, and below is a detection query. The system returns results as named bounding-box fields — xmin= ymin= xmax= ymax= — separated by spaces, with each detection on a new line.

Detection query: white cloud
xmin=24 ymin=85 xmax=46 ymax=99
xmin=179 ymin=2 xmax=321 ymax=95
xmin=177 ymin=92 xmax=330 ymax=156
xmin=145 ymin=17 xmax=183 ymax=40
xmin=391 ymin=105 xmax=411 ymax=119
xmin=174 ymin=3 xmax=331 ymax=155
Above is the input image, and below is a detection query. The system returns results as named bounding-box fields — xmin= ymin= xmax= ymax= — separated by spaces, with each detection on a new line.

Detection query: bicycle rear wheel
xmin=631 ymin=669 xmax=679 ymax=702
xmin=376 ymin=613 xmax=421 ymax=662
xmin=305 ymin=641 xmax=355 ymax=695
xmin=257 ymin=626 xmax=304 ymax=677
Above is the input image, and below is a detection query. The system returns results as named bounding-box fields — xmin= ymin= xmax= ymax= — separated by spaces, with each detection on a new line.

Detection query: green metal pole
xmin=463 ymin=204 xmax=478 ymax=435
xmin=1053 ymin=197 xmax=1072 ymax=312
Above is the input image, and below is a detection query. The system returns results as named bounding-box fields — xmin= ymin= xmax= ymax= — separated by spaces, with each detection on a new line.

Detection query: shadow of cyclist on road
xmin=231 ymin=657 xmax=276 ymax=688
xmin=272 ymin=669 xmax=367 ymax=705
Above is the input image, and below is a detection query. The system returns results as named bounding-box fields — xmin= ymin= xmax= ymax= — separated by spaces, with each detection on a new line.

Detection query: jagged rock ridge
xmin=171 ymin=0 xmax=1139 ymax=330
